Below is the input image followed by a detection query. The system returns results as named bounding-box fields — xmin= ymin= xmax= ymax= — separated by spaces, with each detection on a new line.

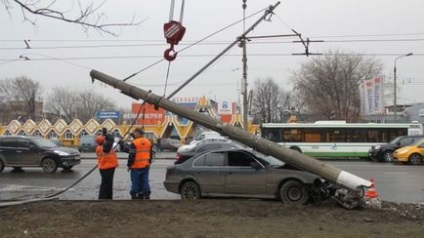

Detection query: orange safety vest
xmin=131 ymin=137 xmax=152 ymax=169
xmin=96 ymin=145 xmax=119 ymax=170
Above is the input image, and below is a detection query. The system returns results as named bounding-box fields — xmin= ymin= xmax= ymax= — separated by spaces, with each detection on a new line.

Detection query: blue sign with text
xmin=96 ymin=111 xmax=120 ymax=119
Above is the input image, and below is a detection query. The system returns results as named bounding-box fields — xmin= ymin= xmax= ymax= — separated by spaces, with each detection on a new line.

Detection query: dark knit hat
xmin=134 ymin=128 xmax=145 ymax=135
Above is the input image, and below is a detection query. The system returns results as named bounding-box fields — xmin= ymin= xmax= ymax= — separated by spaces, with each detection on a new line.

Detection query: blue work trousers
xmin=130 ymin=167 xmax=151 ymax=199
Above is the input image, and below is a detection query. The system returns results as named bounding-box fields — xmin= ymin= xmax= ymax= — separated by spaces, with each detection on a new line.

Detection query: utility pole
xmin=241 ymin=0 xmax=248 ymax=131
xmin=393 ymin=52 xmax=413 ymax=122
xmin=90 ymin=69 xmax=373 ymax=209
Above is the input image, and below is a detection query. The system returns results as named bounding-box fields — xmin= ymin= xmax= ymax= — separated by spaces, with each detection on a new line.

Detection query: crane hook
xmin=164 ymin=46 xmax=178 ymax=61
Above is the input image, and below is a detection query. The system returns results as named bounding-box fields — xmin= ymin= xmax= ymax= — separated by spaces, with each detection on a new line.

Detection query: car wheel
xmin=180 ymin=181 xmax=201 ymax=200
xmin=382 ymin=151 xmax=394 ymax=163
xmin=41 ymin=158 xmax=58 ymax=174
xmin=408 ymin=153 xmax=422 ymax=165
xmin=280 ymin=180 xmax=309 ymax=205
xmin=0 ymin=160 xmax=4 ymax=172
xmin=62 ymin=165 xmax=74 ymax=171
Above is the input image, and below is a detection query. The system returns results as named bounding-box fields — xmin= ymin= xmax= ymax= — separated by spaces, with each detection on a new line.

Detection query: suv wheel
xmin=382 ymin=151 xmax=394 ymax=163
xmin=0 ymin=160 xmax=4 ymax=172
xmin=41 ymin=158 xmax=58 ymax=174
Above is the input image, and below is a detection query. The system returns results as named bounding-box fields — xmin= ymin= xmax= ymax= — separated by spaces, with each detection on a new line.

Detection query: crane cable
xmin=163 ymin=0 xmax=185 ymax=97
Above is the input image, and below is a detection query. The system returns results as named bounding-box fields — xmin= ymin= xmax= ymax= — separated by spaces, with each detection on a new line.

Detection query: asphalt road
xmin=0 ymin=152 xmax=423 ymax=203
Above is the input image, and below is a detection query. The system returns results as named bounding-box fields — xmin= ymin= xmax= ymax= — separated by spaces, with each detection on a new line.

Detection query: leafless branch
xmin=7 ymin=0 xmax=143 ymax=36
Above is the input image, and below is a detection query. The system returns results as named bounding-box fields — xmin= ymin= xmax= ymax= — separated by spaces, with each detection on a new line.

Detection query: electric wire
xmin=122 ymin=6 xmax=267 ymax=82
xmin=3 ymin=37 xmax=424 ymax=51
xmin=2 ymin=52 xmax=424 ymax=63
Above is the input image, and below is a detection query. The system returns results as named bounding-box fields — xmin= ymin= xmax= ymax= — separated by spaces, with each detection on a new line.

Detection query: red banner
xmin=131 ymin=103 xmax=165 ymax=125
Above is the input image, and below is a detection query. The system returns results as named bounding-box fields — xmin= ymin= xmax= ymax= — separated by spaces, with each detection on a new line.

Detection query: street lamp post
xmin=393 ymin=53 xmax=413 ymax=122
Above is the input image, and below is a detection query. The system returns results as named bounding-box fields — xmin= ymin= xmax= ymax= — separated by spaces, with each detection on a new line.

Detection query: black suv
xmin=368 ymin=135 xmax=424 ymax=162
xmin=0 ymin=136 xmax=81 ymax=173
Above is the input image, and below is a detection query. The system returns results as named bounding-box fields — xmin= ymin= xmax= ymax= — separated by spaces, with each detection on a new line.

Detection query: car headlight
xmin=395 ymin=149 xmax=408 ymax=155
xmin=374 ymin=145 xmax=381 ymax=150
xmin=54 ymin=150 xmax=70 ymax=156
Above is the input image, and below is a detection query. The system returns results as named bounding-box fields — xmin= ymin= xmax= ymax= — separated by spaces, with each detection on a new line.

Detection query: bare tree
xmin=44 ymin=87 xmax=79 ymax=123
xmin=45 ymin=87 xmax=116 ymax=123
xmin=75 ymin=90 xmax=115 ymax=123
xmin=292 ymin=50 xmax=383 ymax=122
xmin=251 ymin=78 xmax=288 ymax=123
xmin=289 ymin=89 xmax=309 ymax=122
xmin=0 ymin=76 xmax=42 ymax=122
xmin=1 ymin=0 xmax=140 ymax=35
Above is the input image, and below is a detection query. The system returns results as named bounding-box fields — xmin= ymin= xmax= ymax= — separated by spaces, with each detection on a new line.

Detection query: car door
xmin=0 ymin=137 xmax=21 ymax=166
xmin=16 ymin=138 xmax=38 ymax=166
xmin=417 ymin=142 xmax=424 ymax=156
xmin=224 ymin=151 xmax=267 ymax=195
xmin=192 ymin=151 xmax=226 ymax=193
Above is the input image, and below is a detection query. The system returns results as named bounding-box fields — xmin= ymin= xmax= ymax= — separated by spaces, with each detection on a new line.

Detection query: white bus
xmin=260 ymin=121 xmax=423 ymax=159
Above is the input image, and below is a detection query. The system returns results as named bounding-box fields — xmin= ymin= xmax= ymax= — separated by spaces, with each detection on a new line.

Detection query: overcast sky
xmin=1 ymin=0 xmax=423 ymax=109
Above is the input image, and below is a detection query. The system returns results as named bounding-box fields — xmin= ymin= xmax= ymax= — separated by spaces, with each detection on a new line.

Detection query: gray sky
xmin=1 ymin=0 xmax=423 ymax=109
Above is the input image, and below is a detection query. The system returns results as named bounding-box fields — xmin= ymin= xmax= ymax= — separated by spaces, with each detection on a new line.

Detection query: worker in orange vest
xmin=96 ymin=132 xmax=119 ymax=199
xmin=127 ymin=127 xmax=153 ymax=199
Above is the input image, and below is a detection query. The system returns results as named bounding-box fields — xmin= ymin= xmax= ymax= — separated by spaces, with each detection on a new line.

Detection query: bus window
xmin=367 ymin=130 xmax=379 ymax=142
xmin=283 ymin=129 xmax=302 ymax=142
xmin=262 ymin=128 xmax=281 ymax=142
xmin=303 ymin=129 xmax=322 ymax=142
xmin=329 ymin=129 xmax=345 ymax=142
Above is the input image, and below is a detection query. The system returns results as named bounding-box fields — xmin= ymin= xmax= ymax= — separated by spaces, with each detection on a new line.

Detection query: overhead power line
xmin=1 ymin=53 xmax=423 ymax=62
xmin=1 ymin=37 xmax=424 ymax=50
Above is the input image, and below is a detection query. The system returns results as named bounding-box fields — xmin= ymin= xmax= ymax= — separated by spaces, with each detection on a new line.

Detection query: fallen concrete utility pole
xmin=90 ymin=70 xmax=372 ymax=208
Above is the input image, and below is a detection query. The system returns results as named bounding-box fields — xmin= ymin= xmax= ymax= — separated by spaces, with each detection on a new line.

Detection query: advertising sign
xmin=218 ymin=100 xmax=233 ymax=115
xmin=359 ymin=77 xmax=384 ymax=115
xmin=96 ymin=111 xmax=120 ymax=119
xmin=131 ymin=103 xmax=165 ymax=125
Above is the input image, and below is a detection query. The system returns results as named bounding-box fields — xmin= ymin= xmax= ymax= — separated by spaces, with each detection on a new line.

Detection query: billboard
xmin=359 ymin=77 xmax=384 ymax=115
xmin=217 ymin=100 xmax=233 ymax=115
xmin=130 ymin=103 xmax=165 ymax=125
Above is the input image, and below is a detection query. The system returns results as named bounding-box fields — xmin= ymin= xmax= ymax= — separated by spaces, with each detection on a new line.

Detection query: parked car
xmin=175 ymin=140 xmax=245 ymax=164
xmin=393 ymin=138 xmax=424 ymax=165
xmin=50 ymin=138 xmax=63 ymax=146
xmin=160 ymin=138 xmax=183 ymax=151
xmin=178 ymin=137 xmax=230 ymax=153
xmin=164 ymin=148 xmax=331 ymax=205
xmin=78 ymin=135 xmax=96 ymax=152
xmin=368 ymin=135 xmax=424 ymax=162
xmin=0 ymin=136 xmax=81 ymax=173
xmin=189 ymin=131 xmax=223 ymax=145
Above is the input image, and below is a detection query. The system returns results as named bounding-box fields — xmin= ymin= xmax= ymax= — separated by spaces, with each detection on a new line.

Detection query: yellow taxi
xmin=393 ymin=138 xmax=424 ymax=165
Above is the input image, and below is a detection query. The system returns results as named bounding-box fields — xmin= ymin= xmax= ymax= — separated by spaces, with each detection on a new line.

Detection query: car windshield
xmin=251 ymin=150 xmax=285 ymax=166
xmin=32 ymin=137 xmax=58 ymax=148
xmin=389 ymin=137 xmax=404 ymax=145
xmin=412 ymin=138 xmax=424 ymax=146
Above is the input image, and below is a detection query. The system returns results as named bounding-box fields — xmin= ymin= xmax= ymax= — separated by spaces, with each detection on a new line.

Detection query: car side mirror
xmin=396 ymin=142 xmax=401 ymax=146
xmin=250 ymin=162 xmax=262 ymax=170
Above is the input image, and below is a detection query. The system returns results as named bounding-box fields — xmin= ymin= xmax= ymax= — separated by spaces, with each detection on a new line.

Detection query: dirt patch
xmin=1 ymin=199 xmax=423 ymax=238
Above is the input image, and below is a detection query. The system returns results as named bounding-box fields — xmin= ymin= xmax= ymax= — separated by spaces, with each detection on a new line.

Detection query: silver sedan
xmin=164 ymin=148 xmax=331 ymax=205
